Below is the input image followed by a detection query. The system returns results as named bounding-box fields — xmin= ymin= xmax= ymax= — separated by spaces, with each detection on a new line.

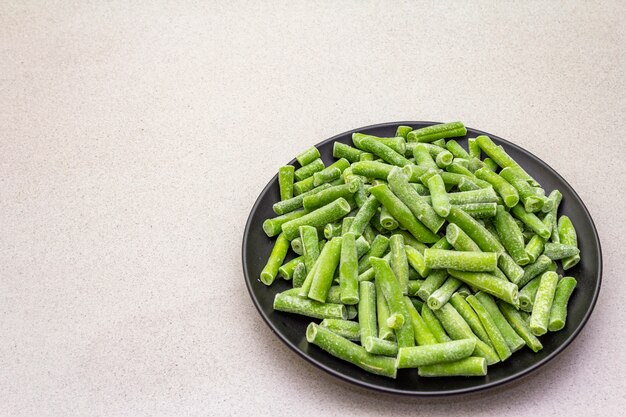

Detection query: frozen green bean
xmin=407 ymin=122 xmax=467 ymax=143
xmin=422 ymin=304 xmax=452 ymax=343
xmin=263 ymin=210 xmax=307 ymax=237
xmin=500 ymin=167 xmax=544 ymax=212
xmin=278 ymin=165 xmax=295 ymax=201
xmin=424 ymin=249 xmax=498 ymax=272
xmin=468 ymin=138 xmax=481 ymax=159
xmin=547 ymin=190 xmax=563 ymax=240
xmin=379 ymin=205 xmax=399 ymax=230
xmin=349 ymin=195 xmax=381 ymax=236
xmin=449 ymin=293 xmax=493 ymax=348
xmin=292 ymin=262 xmax=307 ymax=288
xmin=333 ymin=142 xmax=363 ymax=163
xmin=407 ymin=280 xmax=423 ymax=296
xmin=396 ymin=125 xmax=413 ymax=139
xmin=548 ymin=277 xmax=577 ymax=331
xmin=320 ymin=319 xmax=360 ymax=341
xmin=543 ymin=242 xmax=580 ymax=260
xmin=261 ymin=233 xmax=290 ymax=285
xmin=427 ymin=277 xmax=462 ymax=310
xmin=525 ymin=234 xmax=545 ymax=264
xmin=510 ymin=204 xmax=550 ymax=239
xmin=447 ymin=188 xmax=499 ymax=205
xmin=447 ymin=270 xmax=519 ymax=306
xmin=390 ymin=234 xmax=410 ymax=295
xmin=296 ymin=146 xmax=321 ymax=166
xmin=397 ymin=339 xmax=476 ymax=368
xmin=358 ymin=281 xmax=377 ymax=345
xmin=363 ymin=337 xmax=398 ymax=356
xmin=475 ymin=135 xmax=537 ymax=185
xmin=519 ymin=276 xmax=541 ymax=312
xmin=358 ymin=234 xmax=389 ymax=273
xmin=376 ymin=283 xmax=395 ymax=341
xmin=281 ymin=197 xmax=351 ymax=240
xmin=405 ymin=245 xmax=430 ymax=278
xmin=278 ymin=255 xmax=304 ymax=280
xmin=306 ymin=323 xmax=397 ymax=378
xmin=529 ymin=271 xmax=559 ymax=336
xmin=418 ymin=357 xmax=487 ymax=377
xmin=294 ymin=158 xmax=325 ymax=181
xmin=340 ymin=233 xmax=359 ymax=305
xmin=558 ymin=215 xmax=580 ymax=270
xmin=272 ymin=183 xmax=331 ymax=215
xmin=426 ymin=172 xmax=451 ymax=217
xmin=353 ymin=134 xmax=411 ymax=167
xmin=404 ymin=297 xmax=437 ymax=345
xmin=413 ymin=143 xmax=438 ymax=169
xmin=308 ymin=237 xmax=343 ymax=302
xmin=517 ymin=254 xmax=552 ymax=287
xmin=274 ymin=293 xmax=347 ymax=320
xmin=494 ymin=205 xmax=530 ymax=265
xmin=351 ymin=160 xmax=394 ymax=179
xmin=302 ymin=182 xmax=359 ymax=211
xmin=454 ymin=202 xmax=497 ymax=219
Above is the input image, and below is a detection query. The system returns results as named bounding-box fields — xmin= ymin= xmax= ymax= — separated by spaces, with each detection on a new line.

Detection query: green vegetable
xmin=548 ymin=277 xmax=577 ymax=331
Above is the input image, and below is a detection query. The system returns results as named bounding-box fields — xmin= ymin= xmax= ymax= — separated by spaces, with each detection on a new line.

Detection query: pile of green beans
xmin=260 ymin=122 xmax=580 ymax=378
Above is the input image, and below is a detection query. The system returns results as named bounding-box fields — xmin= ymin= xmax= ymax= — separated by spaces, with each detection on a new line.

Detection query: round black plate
xmin=242 ymin=121 xmax=602 ymax=396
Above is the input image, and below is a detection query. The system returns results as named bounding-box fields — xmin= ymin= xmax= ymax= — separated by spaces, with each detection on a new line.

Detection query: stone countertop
xmin=1 ymin=1 xmax=624 ymax=416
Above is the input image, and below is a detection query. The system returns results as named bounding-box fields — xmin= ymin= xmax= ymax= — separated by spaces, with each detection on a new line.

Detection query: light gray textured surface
xmin=1 ymin=1 xmax=625 ymax=416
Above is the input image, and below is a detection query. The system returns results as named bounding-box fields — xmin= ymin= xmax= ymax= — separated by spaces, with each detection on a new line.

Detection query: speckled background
xmin=1 ymin=1 xmax=624 ymax=416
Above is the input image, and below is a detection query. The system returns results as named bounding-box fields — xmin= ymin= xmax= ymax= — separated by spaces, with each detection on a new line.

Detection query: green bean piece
xmin=449 ymin=293 xmax=493 ymax=348
xmin=278 ymin=165 xmax=296 ymax=201
xmin=358 ymin=234 xmax=389 ymax=273
xmin=529 ymin=271 xmax=559 ymax=336
xmin=397 ymin=338 xmax=476 ymax=369
xmin=387 ymin=167 xmax=445 ymax=233
xmin=293 ymin=176 xmax=316 ymax=195
xmin=292 ymin=262 xmax=307 ymax=288
xmin=341 ymin=216 xmax=354 ymax=236
xmin=510 ymin=204 xmax=550 ymax=239
xmin=424 ymin=249 xmax=499 ymax=272
xmin=498 ymin=301 xmax=543 ymax=352
xmin=362 ymin=337 xmax=398 ymax=357
xmin=294 ymin=158 xmax=325 ymax=182
xmin=359 ymin=152 xmax=374 ymax=161
xmin=410 ymin=182 xmax=431 ymax=196
xmin=475 ymin=135 xmax=538 ymax=185
xmin=312 ymin=166 xmax=341 ymax=187
xmin=348 ymin=195 xmax=381 ymax=237
xmin=432 ymin=304 xmax=500 ymax=364
xmin=359 ymin=281 xmax=377 ymax=345
xmin=457 ymin=177 xmax=481 ymax=191
xmin=547 ymin=190 xmax=563 ymax=240
xmin=333 ymin=142 xmax=363 ymax=163
xmin=446 ymin=223 xmax=480 ymax=252
xmin=354 ymin=235 xmax=370 ymax=258
xmin=323 ymin=221 xmax=341 ymax=239
xmin=517 ymin=254 xmax=552 ymax=287
xmin=558 ymin=215 xmax=581 ymax=270
xmin=352 ymin=133 xmax=406 ymax=155
xmin=466 ymin=295 xmax=512 ymax=361
xmin=362 ymin=224 xmax=377 ymax=245
xmin=413 ymin=143 xmax=438 ymax=169
xmin=494 ymin=205 xmax=530 ymax=265
xmin=358 ymin=252 xmax=391 ymax=282
xmin=352 ymin=134 xmax=411 ymax=167
xmin=379 ymin=205 xmax=399 ymax=230
xmin=371 ymin=257 xmax=415 ymax=347
xmin=421 ymin=304 xmax=452 ymax=343
xmin=543 ymin=242 xmax=580 ymax=260
xmin=435 ymin=150 xmax=454 ymax=168
xmin=353 ymin=182 xmax=368 ymax=208
xmin=281 ymin=197 xmax=351 ymax=240
xmin=406 ymin=246 xmax=430 ymax=278
xmin=426 ymin=173 xmax=451 ymax=217
xmin=467 ymin=138 xmax=480 ymax=158
xmin=483 ymin=158 xmax=499 ymax=172
xmin=389 ymin=234 xmax=410 ymax=295
xmin=339 ymin=233 xmax=359 ymax=305
xmin=295 ymin=146 xmax=321 ymax=166
xmin=306 ymin=323 xmax=397 ymax=378
xmin=519 ymin=276 xmax=541 ymax=312
xmin=260 ymin=233 xmax=290 ymax=285
xmin=446 ymin=206 xmax=502 ymax=252
xmin=447 ymin=269 xmax=519 ymax=307
xmin=376 ymin=283 xmax=395 ymax=341
xmin=474 ymin=167 xmax=519 ymax=208
xmin=272 ymin=183 xmax=332 ymax=215
xmin=456 ymin=285 xmax=472 ymax=297
xmin=369 ymin=184 xmax=439 ymax=243
xmin=447 ymin=187 xmax=499 ymax=205
xmin=525 ymin=234 xmax=545 ymax=264
xmin=418 ymin=356 xmax=487 ymax=377
xmin=369 ymin=208 xmax=386 ymax=234
xmin=472 ymin=292 xmax=525 ymax=353
xmin=263 ymin=210 xmax=307 ymax=237
xmin=278 ymin=255 xmax=304 ymax=280
xmin=308 ymin=237 xmax=343 ymax=302
xmin=320 ymin=319 xmax=361 ymax=341
xmin=403 ymin=297 xmax=437 ymax=345
xmin=302 ymin=182 xmax=358 ymax=212
xmin=351 ymin=160 xmax=393 ymax=179
xmin=394 ymin=230 xmax=429 ymax=252
xmin=500 ymin=167 xmax=544 ymax=212
xmin=428 ymin=277 xmax=462 ymax=310
xmin=402 ymin=164 xmax=430 ymax=182
xmin=548 ymin=277 xmax=577 ymax=331
xmin=407 ymin=122 xmax=467 ymax=143
xmin=445 ymin=139 xmax=470 ymax=159
xmin=452 ymin=203 xmax=496 ymax=219
xmin=391 ymin=125 xmax=411 ymax=139
xmin=417 ymin=270 xmax=448 ymax=301
xmin=274 ymin=293 xmax=347 ymax=320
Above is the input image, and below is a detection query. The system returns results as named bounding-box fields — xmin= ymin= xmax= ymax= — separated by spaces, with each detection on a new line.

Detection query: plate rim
xmin=242 ymin=121 xmax=603 ymax=396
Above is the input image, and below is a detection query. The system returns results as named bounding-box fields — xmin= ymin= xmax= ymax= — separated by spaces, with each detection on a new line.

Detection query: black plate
xmin=242 ymin=121 xmax=602 ymax=396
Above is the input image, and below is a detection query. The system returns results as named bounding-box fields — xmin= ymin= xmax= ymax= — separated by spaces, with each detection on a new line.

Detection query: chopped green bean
xmin=282 ymin=197 xmax=351 ymax=240
xmin=261 ymin=233 xmax=290 ymax=285
xmin=407 ymin=122 xmax=467 ymax=143
xmin=548 ymin=277 xmax=577 ymax=331
xmin=498 ymin=301 xmax=543 ymax=352
xmin=517 ymin=254 xmax=552 ymax=287
xmin=519 ymin=276 xmax=541 ymax=312
xmin=263 ymin=210 xmax=307 ymax=237
xmin=333 ymin=142 xmax=363 ymax=163
xmin=379 ymin=205 xmax=399 ymax=230
xmin=418 ymin=357 xmax=487 ymax=377
xmin=340 ymin=233 xmax=359 ymax=305
xmin=543 ymin=242 xmax=580 ymax=260
xmin=274 ymin=293 xmax=347 ymax=320
xmin=449 ymin=293 xmax=493 ymax=348
xmin=424 ymin=249 xmax=499 ymax=272
xmin=390 ymin=234 xmax=410 ymax=295
xmin=320 ymin=319 xmax=361 ymax=341
xmin=466 ymin=295 xmax=512 ymax=361
xmin=529 ymin=271 xmax=559 ymax=336
xmin=363 ymin=337 xmax=398 ymax=356
xmin=427 ymin=277 xmax=462 ymax=310
xmin=358 ymin=281 xmax=377 ymax=345
xmin=447 ymin=269 xmax=519 ymax=307
xmin=558 ymin=215 xmax=580 ymax=270
xmin=474 ymin=167 xmax=519 ymax=208
xmin=494 ymin=205 xmax=530 ymax=265
xmin=397 ymin=339 xmax=476 ymax=368
xmin=296 ymin=146 xmax=321 ymax=166
xmin=294 ymin=158 xmax=325 ymax=181
xmin=376 ymin=282 xmax=395 ymax=341
xmin=272 ymin=183 xmax=331 ymax=215
xmin=278 ymin=255 xmax=304 ymax=280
